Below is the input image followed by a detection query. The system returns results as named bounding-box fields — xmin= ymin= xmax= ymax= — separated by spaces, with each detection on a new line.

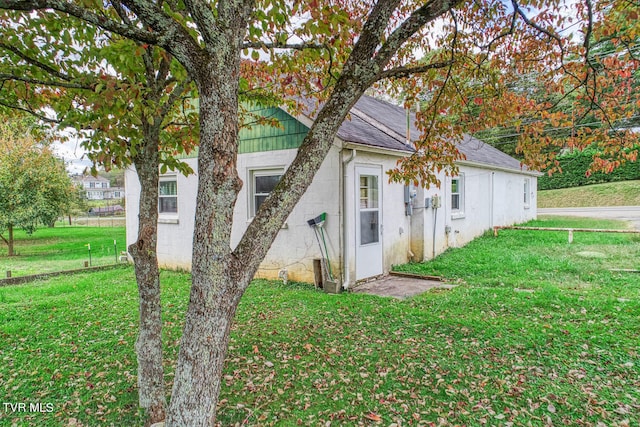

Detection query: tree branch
xmin=156 ymin=54 xmax=173 ymax=87
xmin=375 ymin=0 xmax=466 ymax=68
xmin=0 ymin=42 xmax=76 ymax=83
xmin=480 ymin=8 xmax=518 ymax=51
xmin=375 ymin=60 xmax=455 ymax=81
xmin=511 ymin=0 xmax=562 ymax=46
xmin=422 ymin=9 xmax=459 ymax=140
xmin=183 ymin=0 xmax=219 ymax=47
xmin=0 ymin=73 xmax=93 ymax=90
xmin=118 ymin=0 xmax=207 ymax=74
xmin=160 ymin=77 xmax=193 ymax=123
xmin=0 ymin=99 xmax=61 ymax=123
xmin=242 ymin=41 xmax=325 ymax=50
xmin=0 ymin=0 xmax=159 ymax=44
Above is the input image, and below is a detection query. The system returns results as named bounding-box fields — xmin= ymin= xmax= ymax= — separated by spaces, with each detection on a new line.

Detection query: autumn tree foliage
xmin=0 ymin=15 xmax=197 ymax=422
xmin=0 ymin=114 xmax=73 ymax=256
xmin=0 ymin=0 xmax=638 ymax=425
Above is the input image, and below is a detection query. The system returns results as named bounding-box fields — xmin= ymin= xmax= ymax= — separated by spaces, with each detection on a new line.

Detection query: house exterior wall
xmin=232 ymin=147 xmax=342 ymax=283
xmin=126 ymin=146 xmax=342 ymax=283
xmin=412 ymin=164 xmax=538 ymax=260
xmin=126 ymin=154 xmax=538 ymax=285
xmin=342 ymin=149 xmax=412 ymax=286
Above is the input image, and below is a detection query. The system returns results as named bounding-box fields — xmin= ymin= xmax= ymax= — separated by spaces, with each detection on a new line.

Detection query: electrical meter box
xmin=431 ymin=194 xmax=441 ymax=208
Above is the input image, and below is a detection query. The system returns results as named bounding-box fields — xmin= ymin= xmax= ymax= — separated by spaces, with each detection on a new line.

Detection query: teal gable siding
xmin=176 ymin=106 xmax=309 ymax=159
xmin=239 ymin=107 xmax=309 ymax=154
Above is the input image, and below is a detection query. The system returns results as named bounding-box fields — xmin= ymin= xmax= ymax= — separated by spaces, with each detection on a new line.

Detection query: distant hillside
xmin=538 ymin=180 xmax=640 ymax=208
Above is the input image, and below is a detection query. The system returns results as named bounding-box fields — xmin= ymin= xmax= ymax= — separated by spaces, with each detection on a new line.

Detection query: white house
xmin=73 ymin=175 xmax=125 ymax=200
xmin=125 ymin=95 xmax=540 ymax=288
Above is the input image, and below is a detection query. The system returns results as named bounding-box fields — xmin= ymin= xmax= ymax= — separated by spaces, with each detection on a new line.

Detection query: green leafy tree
xmin=0 ymin=115 xmax=73 ymax=255
xmin=0 ymin=21 xmax=197 ymax=421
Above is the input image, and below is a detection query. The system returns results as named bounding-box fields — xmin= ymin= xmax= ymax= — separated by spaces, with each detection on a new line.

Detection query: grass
xmin=396 ymin=216 xmax=640 ymax=289
xmin=1 ymin=217 xmax=639 ymax=426
xmin=538 ymin=180 xmax=640 ymax=208
xmin=0 ymin=226 xmax=126 ymax=277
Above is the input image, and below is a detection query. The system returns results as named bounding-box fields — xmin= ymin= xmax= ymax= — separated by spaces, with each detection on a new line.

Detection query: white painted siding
xmin=125 ymin=149 xmax=539 ymax=286
xmin=412 ymin=164 xmax=538 ymax=261
xmin=126 ymin=147 xmax=342 ymax=283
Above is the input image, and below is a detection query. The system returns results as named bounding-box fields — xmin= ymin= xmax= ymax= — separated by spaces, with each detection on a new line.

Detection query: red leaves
xmin=364 ymin=412 xmax=382 ymax=422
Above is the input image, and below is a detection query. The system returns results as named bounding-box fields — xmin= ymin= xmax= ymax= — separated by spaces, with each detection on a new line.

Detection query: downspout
xmin=490 ymin=172 xmax=495 ymax=228
xmin=432 ymin=205 xmax=437 ymax=259
xmin=341 ymin=148 xmax=356 ymax=290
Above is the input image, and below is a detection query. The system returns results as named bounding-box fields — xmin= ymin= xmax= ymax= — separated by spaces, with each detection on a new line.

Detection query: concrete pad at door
xmin=351 ymin=275 xmax=455 ymax=299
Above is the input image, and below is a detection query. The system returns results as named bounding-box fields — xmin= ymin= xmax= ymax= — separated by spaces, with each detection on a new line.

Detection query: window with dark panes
xmin=159 ymin=177 xmax=178 ymax=214
xmin=251 ymin=170 xmax=283 ymax=217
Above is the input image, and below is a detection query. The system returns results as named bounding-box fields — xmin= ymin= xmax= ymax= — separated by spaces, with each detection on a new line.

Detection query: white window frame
xmin=524 ymin=178 xmax=531 ymax=209
xmin=249 ymin=168 xmax=284 ymax=218
xmin=158 ymin=175 xmax=178 ymax=219
xmin=451 ymin=174 xmax=465 ymax=219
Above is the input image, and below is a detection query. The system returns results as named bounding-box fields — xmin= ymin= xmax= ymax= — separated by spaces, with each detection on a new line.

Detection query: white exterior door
xmin=355 ymin=166 xmax=383 ymax=280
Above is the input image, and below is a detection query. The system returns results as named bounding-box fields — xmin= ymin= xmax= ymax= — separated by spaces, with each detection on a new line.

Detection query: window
xmin=524 ymin=178 xmax=530 ymax=208
xmin=159 ymin=176 xmax=178 ymax=214
xmin=451 ymin=174 xmax=464 ymax=216
xmin=359 ymin=175 xmax=379 ymax=245
xmin=250 ymin=169 xmax=283 ymax=217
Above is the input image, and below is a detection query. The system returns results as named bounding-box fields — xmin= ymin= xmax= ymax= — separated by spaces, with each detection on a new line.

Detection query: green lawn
xmin=538 ymin=180 xmax=640 ymax=208
xmin=1 ymin=218 xmax=639 ymax=426
xmin=395 ymin=216 xmax=640 ymax=289
xmin=0 ymin=226 xmax=126 ymax=277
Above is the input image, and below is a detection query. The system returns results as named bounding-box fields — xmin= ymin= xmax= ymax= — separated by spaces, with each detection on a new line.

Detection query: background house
xmin=73 ymin=174 xmax=125 ymax=200
xmin=125 ymin=95 xmax=540 ymax=288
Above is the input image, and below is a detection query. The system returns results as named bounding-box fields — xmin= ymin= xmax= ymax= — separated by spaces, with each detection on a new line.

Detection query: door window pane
xmin=359 ymin=176 xmax=378 ymax=209
xmin=360 ymin=211 xmax=379 ymax=245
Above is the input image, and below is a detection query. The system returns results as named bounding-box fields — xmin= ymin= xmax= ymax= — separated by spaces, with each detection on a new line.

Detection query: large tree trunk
xmin=7 ymin=223 xmax=14 ymax=256
xmin=128 ymin=134 xmax=166 ymax=425
xmin=166 ymin=43 xmax=245 ymax=426
xmin=163 ymin=2 xmax=402 ymax=425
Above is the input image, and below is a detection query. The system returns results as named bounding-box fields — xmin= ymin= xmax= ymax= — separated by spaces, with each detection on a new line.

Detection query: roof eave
xmin=456 ymin=159 xmax=543 ymax=177
xmin=342 ymin=141 xmax=412 ymax=157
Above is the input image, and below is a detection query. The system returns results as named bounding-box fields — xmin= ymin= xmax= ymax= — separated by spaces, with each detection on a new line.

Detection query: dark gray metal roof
xmin=346 ymin=95 xmax=529 ymax=172
xmin=456 ymin=134 xmax=527 ymax=172
xmin=299 ymin=94 xmax=530 ymax=172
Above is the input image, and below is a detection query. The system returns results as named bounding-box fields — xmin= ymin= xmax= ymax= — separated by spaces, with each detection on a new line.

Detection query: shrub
xmin=539 ymin=148 xmax=640 ymax=190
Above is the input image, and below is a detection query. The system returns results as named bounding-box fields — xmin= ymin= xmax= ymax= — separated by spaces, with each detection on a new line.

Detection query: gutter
xmin=342 ymin=141 xmax=411 ymax=157
xmin=456 ymin=160 xmax=543 ymax=177
xmin=341 ymin=148 xmax=356 ymax=290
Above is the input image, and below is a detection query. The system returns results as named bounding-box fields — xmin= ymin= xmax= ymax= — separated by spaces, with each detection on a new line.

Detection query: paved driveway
xmin=538 ymin=206 xmax=640 ymax=230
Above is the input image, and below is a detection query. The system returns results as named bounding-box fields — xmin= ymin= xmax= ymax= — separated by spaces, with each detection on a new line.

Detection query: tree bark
xmin=128 ymin=133 xmax=166 ymax=425
xmin=8 ymin=223 xmax=14 ymax=256
xmin=165 ymin=31 xmax=246 ymax=426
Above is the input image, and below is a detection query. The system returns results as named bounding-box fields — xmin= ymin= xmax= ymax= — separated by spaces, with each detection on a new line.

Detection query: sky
xmin=52 ymin=138 xmax=92 ymax=175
